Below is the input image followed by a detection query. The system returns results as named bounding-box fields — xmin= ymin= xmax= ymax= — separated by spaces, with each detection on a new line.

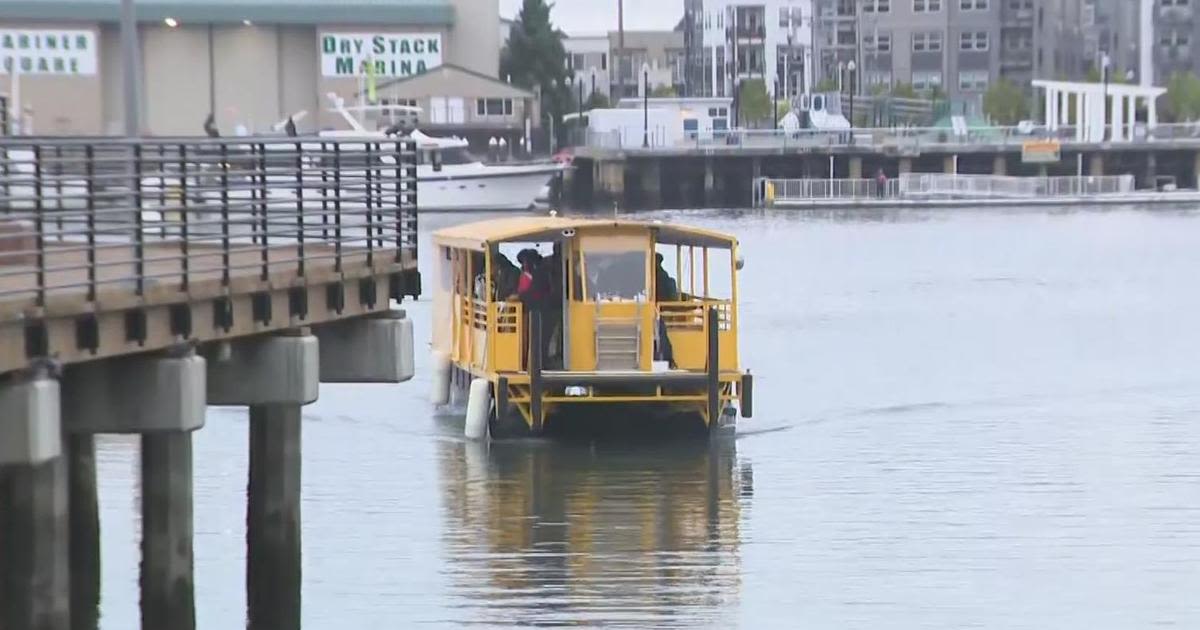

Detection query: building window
xmin=865 ymin=70 xmax=893 ymax=88
xmin=572 ymin=53 xmax=586 ymax=71
xmin=913 ymin=31 xmax=944 ymax=52
xmin=780 ymin=7 xmax=790 ymax=26
xmin=1161 ymin=31 xmax=1191 ymax=47
xmin=476 ymin=98 xmax=513 ymax=116
xmin=911 ymin=71 xmax=943 ymax=90
xmin=914 ymin=0 xmax=942 ymax=11
xmin=864 ymin=33 xmax=892 ymax=52
xmin=1009 ymin=0 xmax=1033 ymax=8
xmin=960 ymin=0 xmax=989 ymax=8
xmin=958 ymin=69 xmax=989 ymax=91
xmin=862 ymin=0 xmax=891 ymax=13
xmin=1161 ymin=0 xmax=1189 ymax=6
xmin=960 ymin=31 xmax=989 ymax=51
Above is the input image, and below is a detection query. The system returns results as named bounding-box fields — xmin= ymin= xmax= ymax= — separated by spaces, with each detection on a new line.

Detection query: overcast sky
xmin=499 ymin=0 xmax=684 ymax=34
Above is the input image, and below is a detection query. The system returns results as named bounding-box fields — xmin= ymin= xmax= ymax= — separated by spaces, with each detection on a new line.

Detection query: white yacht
xmin=406 ymin=130 xmax=561 ymax=212
xmin=323 ymin=98 xmax=564 ymax=212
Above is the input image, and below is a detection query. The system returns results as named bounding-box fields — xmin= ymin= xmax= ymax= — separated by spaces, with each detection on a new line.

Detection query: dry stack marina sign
xmin=0 ymin=28 xmax=97 ymax=75
xmin=320 ymin=33 xmax=443 ymax=78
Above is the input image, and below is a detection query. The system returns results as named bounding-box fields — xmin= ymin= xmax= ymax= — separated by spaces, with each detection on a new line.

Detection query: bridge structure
xmin=0 ymin=135 xmax=421 ymax=630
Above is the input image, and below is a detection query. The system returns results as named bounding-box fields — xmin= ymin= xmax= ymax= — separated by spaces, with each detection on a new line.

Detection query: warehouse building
xmin=0 ymin=0 xmax=530 ymax=140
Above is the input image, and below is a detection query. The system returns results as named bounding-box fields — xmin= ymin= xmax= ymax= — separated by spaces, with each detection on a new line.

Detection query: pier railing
xmin=754 ymin=173 xmax=1138 ymax=207
xmin=0 ymin=136 xmax=418 ymax=323
xmin=898 ymin=173 xmax=1135 ymax=198
xmin=585 ymin=122 xmax=1200 ymax=152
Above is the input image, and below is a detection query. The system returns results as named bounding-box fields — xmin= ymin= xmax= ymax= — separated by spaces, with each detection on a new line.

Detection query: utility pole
xmin=120 ymin=0 xmax=143 ymax=136
xmin=618 ymin=0 xmax=625 ymax=97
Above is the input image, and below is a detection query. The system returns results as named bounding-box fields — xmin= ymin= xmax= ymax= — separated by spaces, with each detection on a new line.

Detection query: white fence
xmin=898 ymin=174 xmax=1136 ymax=199
xmin=755 ymin=173 xmax=1137 ymax=206
xmin=586 ymin=122 xmax=1200 ymax=152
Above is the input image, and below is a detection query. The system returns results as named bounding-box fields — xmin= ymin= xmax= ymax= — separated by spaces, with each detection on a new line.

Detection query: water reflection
xmin=438 ymin=438 xmax=749 ymax=627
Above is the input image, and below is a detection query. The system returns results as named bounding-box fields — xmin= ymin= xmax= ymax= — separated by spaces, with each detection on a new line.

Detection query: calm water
xmin=95 ymin=207 xmax=1200 ymax=628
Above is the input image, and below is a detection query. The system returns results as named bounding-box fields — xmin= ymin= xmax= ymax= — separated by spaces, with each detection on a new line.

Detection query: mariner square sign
xmin=320 ymin=32 xmax=443 ymax=78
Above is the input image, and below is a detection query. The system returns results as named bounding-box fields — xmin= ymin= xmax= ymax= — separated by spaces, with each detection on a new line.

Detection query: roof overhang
xmin=0 ymin=1 xmax=455 ymax=26
xmin=434 ymin=217 xmax=736 ymax=252
xmin=1031 ymin=80 xmax=1167 ymax=98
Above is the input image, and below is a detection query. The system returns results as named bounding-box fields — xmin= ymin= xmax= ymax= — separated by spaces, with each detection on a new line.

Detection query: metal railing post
xmin=85 ymin=144 xmax=97 ymax=302
xmin=393 ymin=141 xmax=403 ymax=263
xmin=53 ymin=144 xmax=64 ymax=238
xmin=33 ymin=145 xmax=45 ymax=307
xmin=258 ymin=142 xmax=269 ymax=282
xmin=294 ymin=141 xmax=305 ymax=278
xmin=133 ymin=143 xmax=145 ymax=297
xmin=179 ymin=143 xmax=190 ymax=292
xmin=364 ymin=142 xmax=375 ymax=269
xmin=219 ymin=143 xmax=231 ymax=288
xmin=320 ymin=142 xmax=330 ymax=240
xmin=333 ymin=142 xmax=343 ymax=273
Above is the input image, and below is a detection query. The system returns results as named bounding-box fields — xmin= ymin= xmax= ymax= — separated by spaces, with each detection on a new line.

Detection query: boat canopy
xmin=432 ymin=217 xmax=737 ymax=251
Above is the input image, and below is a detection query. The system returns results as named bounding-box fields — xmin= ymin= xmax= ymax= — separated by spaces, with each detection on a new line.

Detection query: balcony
xmin=1001 ymin=8 xmax=1034 ymax=27
xmin=1159 ymin=5 xmax=1195 ymax=24
xmin=1000 ymin=50 xmax=1033 ymax=69
xmin=736 ymin=24 xmax=767 ymax=40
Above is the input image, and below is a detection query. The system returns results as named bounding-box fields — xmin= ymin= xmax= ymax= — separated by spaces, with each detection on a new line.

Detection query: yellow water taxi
xmin=430 ymin=216 xmax=752 ymax=438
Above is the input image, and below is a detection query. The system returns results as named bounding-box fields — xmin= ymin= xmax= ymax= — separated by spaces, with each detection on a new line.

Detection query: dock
xmin=0 ymin=136 xmax=420 ymax=630
xmin=751 ymin=173 xmax=1200 ymax=210
xmin=568 ymin=124 xmax=1200 ymax=210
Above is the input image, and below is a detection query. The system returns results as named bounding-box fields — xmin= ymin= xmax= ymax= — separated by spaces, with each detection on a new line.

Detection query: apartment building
xmin=1151 ymin=0 xmax=1199 ymax=82
xmin=564 ymin=35 xmax=611 ymax=102
xmin=609 ymin=30 xmax=686 ymax=99
xmin=683 ymin=0 xmax=815 ymax=99
xmin=812 ymin=0 xmax=1000 ymax=101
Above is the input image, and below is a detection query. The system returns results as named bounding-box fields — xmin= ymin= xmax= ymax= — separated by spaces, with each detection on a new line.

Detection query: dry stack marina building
xmin=0 ymin=0 xmax=536 ymax=147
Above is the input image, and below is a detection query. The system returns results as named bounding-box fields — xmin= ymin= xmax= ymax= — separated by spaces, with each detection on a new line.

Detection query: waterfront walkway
xmin=0 ymin=136 xmax=421 ymax=630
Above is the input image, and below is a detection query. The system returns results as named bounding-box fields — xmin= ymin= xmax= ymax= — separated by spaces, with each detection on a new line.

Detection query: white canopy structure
xmin=1032 ymin=80 xmax=1167 ymax=143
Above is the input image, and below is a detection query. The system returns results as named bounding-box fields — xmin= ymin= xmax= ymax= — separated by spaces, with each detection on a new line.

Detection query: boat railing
xmin=659 ymin=299 xmax=733 ymax=331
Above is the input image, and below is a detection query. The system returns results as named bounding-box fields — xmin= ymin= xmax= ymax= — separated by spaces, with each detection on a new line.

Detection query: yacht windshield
xmin=420 ymin=147 xmax=478 ymax=166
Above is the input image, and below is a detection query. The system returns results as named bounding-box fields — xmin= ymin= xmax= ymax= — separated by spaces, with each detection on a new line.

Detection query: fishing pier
xmin=0 ymin=136 xmax=420 ymax=630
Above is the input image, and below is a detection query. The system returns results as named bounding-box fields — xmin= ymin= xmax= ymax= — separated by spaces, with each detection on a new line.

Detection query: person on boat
xmin=493 ymin=253 xmax=520 ymax=300
xmin=655 ymin=253 xmax=678 ymax=302
xmin=654 ymin=253 xmax=677 ymax=367
xmin=515 ymin=249 xmax=553 ymax=363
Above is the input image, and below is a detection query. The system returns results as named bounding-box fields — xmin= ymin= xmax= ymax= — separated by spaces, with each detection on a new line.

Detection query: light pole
xmin=1101 ymin=51 xmax=1111 ymax=140
xmin=120 ymin=0 xmax=142 ymax=136
xmin=642 ymin=62 xmax=650 ymax=148
xmin=846 ymin=60 xmax=857 ymax=129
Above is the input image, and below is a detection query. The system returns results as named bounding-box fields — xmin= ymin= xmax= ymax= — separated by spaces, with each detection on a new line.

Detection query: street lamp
xmin=642 ymin=62 xmax=650 ymax=148
xmin=846 ymin=60 xmax=857 ymax=129
xmin=1101 ymin=52 xmax=1111 ymax=140
xmin=773 ymin=79 xmax=780 ymax=129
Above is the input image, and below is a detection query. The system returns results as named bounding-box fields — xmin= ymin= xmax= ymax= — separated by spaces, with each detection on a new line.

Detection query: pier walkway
xmin=0 ymin=136 xmax=421 ymax=630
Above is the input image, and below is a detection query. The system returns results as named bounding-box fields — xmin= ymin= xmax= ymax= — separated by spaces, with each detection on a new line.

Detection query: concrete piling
xmin=0 ymin=375 xmax=68 ymax=630
xmin=246 ymin=404 xmax=302 ymax=630
xmin=0 ymin=458 xmax=70 ymax=630
xmin=67 ymin=434 xmax=100 ymax=630
xmin=140 ymin=432 xmax=196 ymax=630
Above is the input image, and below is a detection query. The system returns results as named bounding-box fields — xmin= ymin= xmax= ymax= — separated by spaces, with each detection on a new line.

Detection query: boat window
xmin=441 ymin=147 xmax=477 ymax=165
xmin=418 ymin=147 xmax=476 ymax=166
xmin=584 ymin=249 xmax=647 ymax=301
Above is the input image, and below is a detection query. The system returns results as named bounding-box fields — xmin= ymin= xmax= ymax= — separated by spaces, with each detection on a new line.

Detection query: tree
xmin=738 ymin=79 xmax=771 ymax=126
xmin=1166 ymin=72 xmax=1200 ymax=121
xmin=500 ymin=0 xmax=571 ymax=147
xmin=890 ymin=82 xmax=918 ymax=99
xmin=585 ymin=92 xmax=611 ymax=110
xmin=650 ymin=85 xmax=678 ymax=98
xmin=814 ymin=78 xmax=839 ymax=93
xmin=983 ymin=79 xmax=1030 ymax=125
